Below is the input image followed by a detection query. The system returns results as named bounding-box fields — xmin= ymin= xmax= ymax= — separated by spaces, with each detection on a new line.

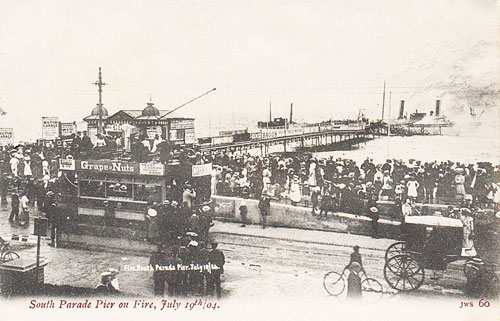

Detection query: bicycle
xmin=323 ymin=268 xmax=384 ymax=300
xmin=0 ymin=240 xmax=20 ymax=263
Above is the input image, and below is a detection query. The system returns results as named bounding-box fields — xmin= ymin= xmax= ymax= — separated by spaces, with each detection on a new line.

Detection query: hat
xmin=163 ymin=200 xmax=171 ymax=205
xmin=240 ymin=201 xmax=246 ymax=206
xmin=370 ymin=207 xmax=378 ymax=213
xmin=108 ymin=268 xmax=119 ymax=276
xmin=171 ymin=201 xmax=178 ymax=206
xmin=350 ymin=262 xmax=361 ymax=272
xmin=147 ymin=208 xmax=158 ymax=217
xmin=188 ymin=240 xmax=199 ymax=247
xmin=186 ymin=232 xmax=198 ymax=237
xmin=202 ymin=205 xmax=211 ymax=212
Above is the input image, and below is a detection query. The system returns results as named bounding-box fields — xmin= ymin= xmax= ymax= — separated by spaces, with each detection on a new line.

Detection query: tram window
xmin=135 ymin=178 xmax=147 ymax=185
xmin=80 ymin=180 xmax=105 ymax=198
xmin=106 ymin=182 xmax=133 ymax=200
xmin=134 ymin=184 xmax=148 ymax=201
xmin=147 ymin=186 xmax=162 ymax=203
xmin=133 ymin=184 xmax=161 ymax=203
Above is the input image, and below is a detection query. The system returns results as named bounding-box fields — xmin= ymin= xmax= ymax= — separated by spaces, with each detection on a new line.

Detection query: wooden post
xmin=36 ymin=234 xmax=41 ymax=284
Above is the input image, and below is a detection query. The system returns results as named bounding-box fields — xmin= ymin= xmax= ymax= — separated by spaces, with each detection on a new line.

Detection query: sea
xmin=314 ymin=135 xmax=500 ymax=165
xmin=236 ymin=133 xmax=500 ymax=165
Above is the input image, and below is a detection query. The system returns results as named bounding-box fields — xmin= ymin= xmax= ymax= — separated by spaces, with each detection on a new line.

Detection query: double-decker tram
xmin=57 ymin=156 xmax=212 ymax=241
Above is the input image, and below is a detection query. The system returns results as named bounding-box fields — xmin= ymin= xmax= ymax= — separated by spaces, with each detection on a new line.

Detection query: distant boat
xmin=470 ymin=107 xmax=484 ymax=127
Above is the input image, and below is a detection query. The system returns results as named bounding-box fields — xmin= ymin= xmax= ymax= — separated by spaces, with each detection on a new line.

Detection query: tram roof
xmin=59 ymin=158 xmax=212 ymax=177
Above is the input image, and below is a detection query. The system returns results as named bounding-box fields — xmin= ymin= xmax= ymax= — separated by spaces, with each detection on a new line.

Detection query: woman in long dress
xmin=406 ymin=177 xmax=419 ymax=201
xmin=24 ymin=157 xmax=33 ymax=177
xmin=289 ymin=177 xmax=301 ymax=206
xmin=18 ymin=193 xmax=30 ymax=226
xmin=455 ymin=168 xmax=466 ymax=199
xmin=308 ymin=162 xmax=317 ymax=187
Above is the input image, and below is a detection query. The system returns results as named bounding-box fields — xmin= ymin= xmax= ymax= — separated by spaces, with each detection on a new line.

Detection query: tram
xmin=57 ymin=157 xmax=212 ymax=234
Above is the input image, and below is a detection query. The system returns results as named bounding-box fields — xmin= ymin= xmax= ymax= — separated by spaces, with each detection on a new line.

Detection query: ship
xmin=386 ymin=100 xmax=454 ymax=136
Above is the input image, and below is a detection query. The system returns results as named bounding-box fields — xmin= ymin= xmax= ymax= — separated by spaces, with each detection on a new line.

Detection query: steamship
xmin=387 ymin=100 xmax=454 ymax=136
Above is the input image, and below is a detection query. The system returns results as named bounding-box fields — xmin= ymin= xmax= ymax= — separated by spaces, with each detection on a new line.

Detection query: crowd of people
xmin=0 ymin=143 xmax=63 ymax=233
xmin=1 ymin=133 xmax=499 ymax=298
xmin=149 ymin=240 xmax=225 ymax=298
xmin=97 ymin=202 xmax=224 ymax=297
xmin=207 ymin=151 xmax=500 ymax=217
xmin=67 ymin=130 xmax=198 ymax=165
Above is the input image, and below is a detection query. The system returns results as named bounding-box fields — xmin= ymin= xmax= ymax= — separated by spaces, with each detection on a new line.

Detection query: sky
xmin=0 ymin=0 xmax=498 ymax=141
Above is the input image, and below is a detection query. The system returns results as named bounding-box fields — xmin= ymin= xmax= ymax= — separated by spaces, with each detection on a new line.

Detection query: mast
xmin=388 ymin=91 xmax=392 ymax=136
xmin=381 ymin=80 xmax=386 ymax=120
xmin=93 ymin=67 xmax=107 ymax=134
xmin=387 ymin=91 xmax=392 ymax=158
xmin=269 ymin=99 xmax=272 ymax=122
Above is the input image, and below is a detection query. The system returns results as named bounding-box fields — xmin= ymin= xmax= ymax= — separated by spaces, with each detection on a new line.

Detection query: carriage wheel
xmin=323 ymin=271 xmax=345 ymax=296
xmin=361 ymin=278 xmax=384 ymax=301
xmin=384 ymin=254 xmax=425 ymax=292
xmin=384 ymin=241 xmax=407 ymax=262
xmin=2 ymin=251 xmax=20 ymax=262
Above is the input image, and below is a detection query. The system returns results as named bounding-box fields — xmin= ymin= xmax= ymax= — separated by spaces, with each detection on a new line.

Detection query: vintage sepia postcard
xmin=0 ymin=1 xmax=498 ymax=320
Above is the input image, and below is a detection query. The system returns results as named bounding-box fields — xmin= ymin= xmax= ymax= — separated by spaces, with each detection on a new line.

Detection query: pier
xmin=199 ymin=127 xmax=373 ymax=155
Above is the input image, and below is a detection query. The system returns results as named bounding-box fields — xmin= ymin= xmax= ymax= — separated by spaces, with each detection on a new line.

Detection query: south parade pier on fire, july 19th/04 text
xmin=28 ymin=299 xmax=219 ymax=311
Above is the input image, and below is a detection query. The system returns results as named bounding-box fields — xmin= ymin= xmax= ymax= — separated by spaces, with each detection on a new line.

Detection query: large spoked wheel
xmin=361 ymin=278 xmax=384 ymax=301
xmin=384 ymin=254 xmax=425 ymax=292
xmin=385 ymin=241 xmax=407 ymax=262
xmin=323 ymin=271 xmax=345 ymax=296
xmin=2 ymin=251 xmax=20 ymax=262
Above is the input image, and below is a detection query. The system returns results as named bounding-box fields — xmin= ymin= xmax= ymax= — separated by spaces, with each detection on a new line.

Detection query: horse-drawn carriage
xmin=383 ymin=215 xmax=478 ymax=292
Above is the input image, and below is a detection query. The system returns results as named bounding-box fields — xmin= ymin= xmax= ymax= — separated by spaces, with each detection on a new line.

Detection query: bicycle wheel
xmin=2 ymin=251 xmax=20 ymax=262
xmin=323 ymin=271 xmax=345 ymax=296
xmin=361 ymin=277 xmax=384 ymax=301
